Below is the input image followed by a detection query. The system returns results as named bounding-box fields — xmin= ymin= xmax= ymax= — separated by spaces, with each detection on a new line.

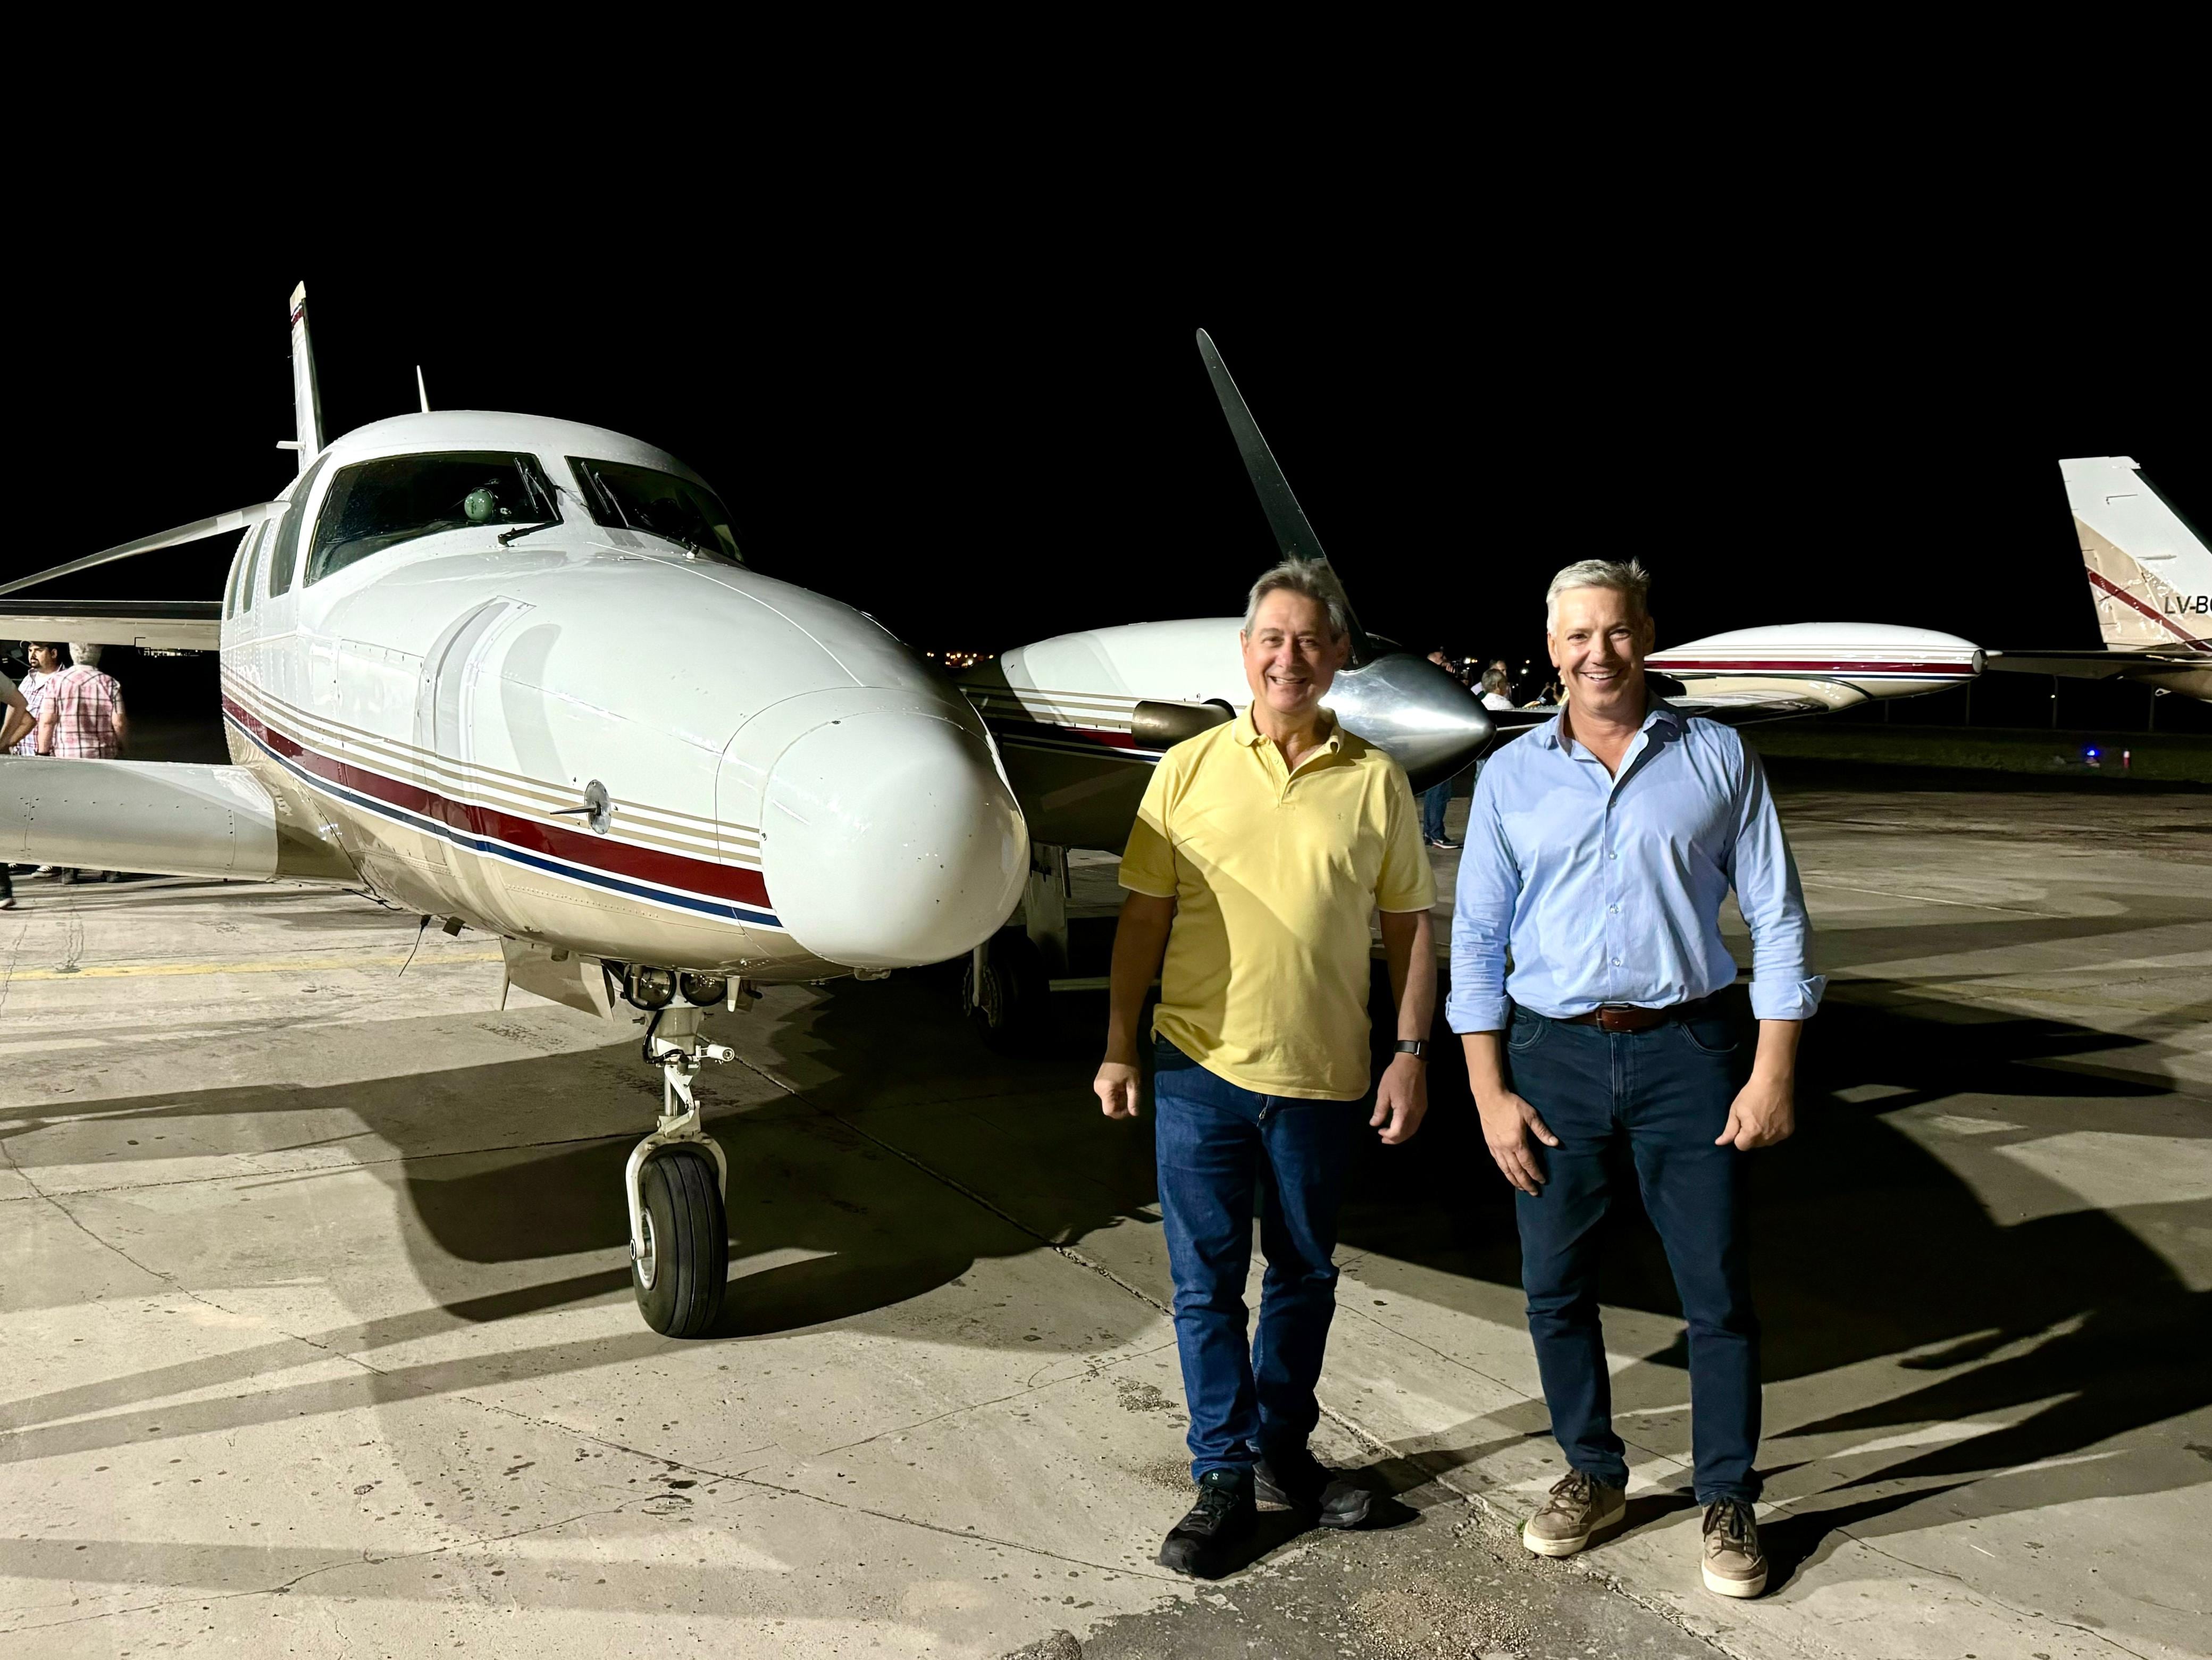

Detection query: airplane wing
xmin=1984 ymin=648 xmax=2210 ymax=680
xmin=0 ymin=501 xmax=278 ymax=599
xmin=2 ymin=754 xmax=353 ymax=883
xmin=0 ymin=599 xmax=220 ymax=652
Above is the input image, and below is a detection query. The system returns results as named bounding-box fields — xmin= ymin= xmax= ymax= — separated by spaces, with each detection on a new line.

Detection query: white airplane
xmin=1 ymin=284 xmax=1033 ymax=1338
xmin=1984 ymin=456 xmax=2211 ymax=701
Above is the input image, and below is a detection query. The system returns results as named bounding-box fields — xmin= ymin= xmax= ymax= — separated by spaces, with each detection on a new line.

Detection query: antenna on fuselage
xmin=288 ymin=281 xmax=325 ymax=474
xmin=416 ymin=365 xmax=431 ymax=414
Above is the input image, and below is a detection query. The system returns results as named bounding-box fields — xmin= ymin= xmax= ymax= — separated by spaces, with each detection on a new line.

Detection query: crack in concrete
xmin=808 ymin=1337 xmax=1184 ymax=1460
xmin=440 ymin=1379 xmax=1185 ymax=1588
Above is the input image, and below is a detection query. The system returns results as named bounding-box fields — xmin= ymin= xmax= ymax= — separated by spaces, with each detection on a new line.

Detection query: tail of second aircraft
xmin=2059 ymin=456 xmax=2212 ymax=652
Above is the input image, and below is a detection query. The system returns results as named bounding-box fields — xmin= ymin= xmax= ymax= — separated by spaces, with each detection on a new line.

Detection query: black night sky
xmin=12 ymin=241 xmax=2207 ymax=730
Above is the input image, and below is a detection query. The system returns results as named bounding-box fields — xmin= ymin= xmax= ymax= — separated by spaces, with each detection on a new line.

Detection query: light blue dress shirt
xmin=1447 ymin=701 xmax=1824 ymax=1033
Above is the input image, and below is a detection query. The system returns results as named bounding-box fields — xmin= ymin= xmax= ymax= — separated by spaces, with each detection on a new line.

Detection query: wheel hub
xmin=636 ymin=1209 xmax=658 ymax=1290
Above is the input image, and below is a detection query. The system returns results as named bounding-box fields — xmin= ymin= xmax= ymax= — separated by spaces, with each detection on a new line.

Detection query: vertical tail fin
xmin=288 ymin=281 xmax=325 ymax=474
xmin=2059 ymin=456 xmax=2212 ymax=651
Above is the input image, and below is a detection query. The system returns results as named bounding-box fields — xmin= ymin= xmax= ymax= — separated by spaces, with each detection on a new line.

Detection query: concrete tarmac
xmin=2 ymin=765 xmax=2207 ymax=1659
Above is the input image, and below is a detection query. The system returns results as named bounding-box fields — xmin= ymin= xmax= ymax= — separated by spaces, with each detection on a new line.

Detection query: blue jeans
xmin=1420 ymin=778 xmax=1452 ymax=842
xmin=1152 ymin=1038 xmax=1359 ymax=1481
xmin=1505 ymin=1004 xmax=1761 ymax=1503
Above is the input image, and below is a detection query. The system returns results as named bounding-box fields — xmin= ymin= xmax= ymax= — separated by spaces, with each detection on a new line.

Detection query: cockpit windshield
xmin=307 ymin=452 xmax=562 ymax=585
xmin=568 ymin=457 xmax=743 ymax=565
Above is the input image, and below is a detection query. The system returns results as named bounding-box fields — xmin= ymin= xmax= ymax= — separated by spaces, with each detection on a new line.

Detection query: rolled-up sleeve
xmin=1728 ymin=744 xmax=1825 ymax=1020
xmin=1446 ymin=767 xmax=1519 ymax=1033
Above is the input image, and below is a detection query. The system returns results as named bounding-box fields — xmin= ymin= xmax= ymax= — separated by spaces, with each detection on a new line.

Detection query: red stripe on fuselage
xmin=2085 ymin=570 xmax=2212 ymax=651
xmin=222 ymin=696 xmax=769 ymax=909
xmin=1646 ymin=659 xmax=1975 ymax=675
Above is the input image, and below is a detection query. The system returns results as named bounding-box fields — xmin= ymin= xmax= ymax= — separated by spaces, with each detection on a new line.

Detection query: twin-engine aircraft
xmin=1985 ymin=455 xmax=2211 ymax=702
xmin=1 ymin=289 xmax=1980 ymax=1339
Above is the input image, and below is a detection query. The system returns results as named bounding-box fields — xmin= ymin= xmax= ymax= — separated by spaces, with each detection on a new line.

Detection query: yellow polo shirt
xmin=1119 ymin=706 xmax=1435 ymax=1101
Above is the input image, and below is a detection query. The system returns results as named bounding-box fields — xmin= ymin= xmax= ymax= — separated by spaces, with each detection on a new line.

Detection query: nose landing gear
xmin=625 ymin=1004 xmax=735 ymax=1337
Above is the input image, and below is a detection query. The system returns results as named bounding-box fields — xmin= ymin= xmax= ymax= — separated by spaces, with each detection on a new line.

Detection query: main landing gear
xmin=624 ymin=997 xmax=736 ymax=1338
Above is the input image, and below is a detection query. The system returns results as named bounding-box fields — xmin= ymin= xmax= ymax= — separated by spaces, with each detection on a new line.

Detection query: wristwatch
xmin=1393 ymin=1039 xmax=1428 ymax=1062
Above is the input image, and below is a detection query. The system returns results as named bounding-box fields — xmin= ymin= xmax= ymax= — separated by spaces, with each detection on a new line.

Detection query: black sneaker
xmin=1255 ymin=1447 xmax=1373 ymax=1529
xmin=1157 ymin=1469 xmax=1255 ymax=1578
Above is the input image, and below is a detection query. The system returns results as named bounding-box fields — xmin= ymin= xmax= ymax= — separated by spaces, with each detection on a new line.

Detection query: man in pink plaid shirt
xmin=36 ymin=644 xmax=129 ymax=760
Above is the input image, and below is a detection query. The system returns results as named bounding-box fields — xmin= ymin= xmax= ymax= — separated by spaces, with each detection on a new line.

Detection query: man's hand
xmin=1095 ymin=1060 xmax=1142 ymax=1120
xmin=1370 ymin=1054 xmax=1427 ymax=1145
xmin=1716 ymin=1069 xmax=1795 ymax=1150
xmin=1474 ymin=1087 xmax=1560 ymax=1195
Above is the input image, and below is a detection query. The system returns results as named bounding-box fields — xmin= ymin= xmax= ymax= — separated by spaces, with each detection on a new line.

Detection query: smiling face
xmin=1546 ymin=584 xmax=1654 ymax=726
xmin=1242 ymin=588 xmax=1347 ymax=725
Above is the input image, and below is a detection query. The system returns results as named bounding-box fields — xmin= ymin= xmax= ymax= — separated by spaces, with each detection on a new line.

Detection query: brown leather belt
xmin=1560 ymin=995 xmax=1723 ymax=1034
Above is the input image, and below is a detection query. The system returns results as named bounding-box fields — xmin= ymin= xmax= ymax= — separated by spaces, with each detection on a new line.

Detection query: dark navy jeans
xmin=1505 ymin=1004 xmax=1762 ymax=1504
xmin=1421 ymin=778 xmax=1452 ymax=842
xmin=1152 ymin=1038 xmax=1359 ymax=1481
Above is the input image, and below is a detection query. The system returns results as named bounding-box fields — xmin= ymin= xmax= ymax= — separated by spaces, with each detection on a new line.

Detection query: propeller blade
xmin=1195 ymin=329 xmax=1373 ymax=661
xmin=0 ymin=501 xmax=281 ymax=599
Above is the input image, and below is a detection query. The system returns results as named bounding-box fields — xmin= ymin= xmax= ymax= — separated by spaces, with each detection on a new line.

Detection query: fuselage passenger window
xmin=240 ymin=523 xmax=267 ymax=614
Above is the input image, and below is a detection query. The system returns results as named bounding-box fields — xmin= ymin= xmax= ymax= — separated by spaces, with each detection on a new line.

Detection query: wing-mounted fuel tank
xmin=1647 ymin=623 xmax=1984 ymax=715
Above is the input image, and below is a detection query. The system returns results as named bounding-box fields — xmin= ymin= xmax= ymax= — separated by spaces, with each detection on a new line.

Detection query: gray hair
xmin=68 ymin=643 xmax=103 ymax=667
xmin=1480 ymin=666 xmax=1510 ymax=695
xmin=1544 ymin=559 xmax=1651 ymax=631
xmin=1243 ymin=558 xmax=1353 ymax=641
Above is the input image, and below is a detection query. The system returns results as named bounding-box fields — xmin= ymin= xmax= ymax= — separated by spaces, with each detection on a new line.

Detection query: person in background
xmin=0 ymin=673 xmax=30 ymax=908
xmin=11 ymin=642 xmax=64 ymax=757
xmin=1420 ymin=650 xmax=1461 ymax=849
xmin=37 ymin=644 xmax=128 ymax=760
xmin=1479 ymin=665 xmax=1516 ymax=715
xmin=37 ymin=644 xmax=129 ymax=884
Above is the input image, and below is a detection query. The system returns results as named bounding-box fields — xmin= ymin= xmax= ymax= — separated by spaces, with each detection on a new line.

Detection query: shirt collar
xmin=1233 ymin=704 xmax=1343 ymax=755
xmin=1535 ymin=694 xmax=1681 ymax=751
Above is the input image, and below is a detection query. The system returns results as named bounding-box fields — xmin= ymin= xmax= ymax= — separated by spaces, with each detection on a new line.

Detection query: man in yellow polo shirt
xmin=1095 ymin=558 xmax=1437 ymax=1579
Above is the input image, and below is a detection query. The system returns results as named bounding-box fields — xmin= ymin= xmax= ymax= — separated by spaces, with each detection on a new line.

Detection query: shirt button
xmin=1608 ymin=904 xmax=1619 ymax=913
xmin=1608 ymin=852 xmax=1618 ymax=859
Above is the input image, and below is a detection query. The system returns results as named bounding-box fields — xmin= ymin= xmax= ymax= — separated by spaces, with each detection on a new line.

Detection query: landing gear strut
xmin=625 ymin=1004 xmax=733 ymax=1337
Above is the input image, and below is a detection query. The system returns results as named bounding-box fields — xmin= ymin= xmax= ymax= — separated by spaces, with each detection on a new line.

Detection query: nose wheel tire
xmin=632 ymin=1143 xmax=727 ymax=1338
xmin=963 ymin=930 xmax=1050 ymax=1055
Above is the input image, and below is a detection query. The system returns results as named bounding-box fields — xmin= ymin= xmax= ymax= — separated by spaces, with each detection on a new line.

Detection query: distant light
xmin=2084 ymin=747 xmax=2100 ymax=759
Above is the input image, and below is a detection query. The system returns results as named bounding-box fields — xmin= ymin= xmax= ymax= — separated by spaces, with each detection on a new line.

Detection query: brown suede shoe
xmin=1700 ymin=1498 xmax=1768 ymax=1597
xmin=1520 ymin=1469 xmax=1626 ymax=1557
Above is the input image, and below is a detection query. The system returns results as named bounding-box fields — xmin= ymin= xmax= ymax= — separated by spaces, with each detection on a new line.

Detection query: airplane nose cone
xmin=762 ymin=715 xmax=1029 ymax=970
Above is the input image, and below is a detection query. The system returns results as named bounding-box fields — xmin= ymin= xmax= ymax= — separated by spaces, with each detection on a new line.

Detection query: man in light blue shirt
xmin=1449 ymin=559 xmax=1823 ymax=1603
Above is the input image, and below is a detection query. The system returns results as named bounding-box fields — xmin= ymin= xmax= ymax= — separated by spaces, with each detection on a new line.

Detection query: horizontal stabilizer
xmin=2 ymin=756 xmax=281 ymax=880
xmin=0 ymin=501 xmax=278 ymax=600
xmin=0 ymin=599 xmax=220 ymax=651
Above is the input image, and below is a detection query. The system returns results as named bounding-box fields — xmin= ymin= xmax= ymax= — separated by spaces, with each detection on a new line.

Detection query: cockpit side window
xmin=566 ymin=457 xmax=743 ymax=565
xmin=306 ymin=452 xmax=562 ymax=586
xmin=266 ymin=452 xmax=333 ymax=600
